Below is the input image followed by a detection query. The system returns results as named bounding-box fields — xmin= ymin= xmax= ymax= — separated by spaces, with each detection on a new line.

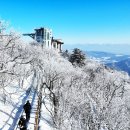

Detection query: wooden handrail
xmin=34 ymin=85 xmax=43 ymax=130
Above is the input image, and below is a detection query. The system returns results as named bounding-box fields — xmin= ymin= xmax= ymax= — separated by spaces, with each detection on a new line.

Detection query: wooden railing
xmin=34 ymin=85 xmax=43 ymax=130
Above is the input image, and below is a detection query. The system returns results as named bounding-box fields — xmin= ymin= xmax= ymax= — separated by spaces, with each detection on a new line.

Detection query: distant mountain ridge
xmin=86 ymin=51 xmax=130 ymax=75
xmin=107 ymin=58 xmax=130 ymax=75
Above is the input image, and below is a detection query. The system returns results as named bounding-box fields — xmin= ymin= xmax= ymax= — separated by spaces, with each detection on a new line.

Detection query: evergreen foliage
xmin=69 ymin=48 xmax=86 ymax=67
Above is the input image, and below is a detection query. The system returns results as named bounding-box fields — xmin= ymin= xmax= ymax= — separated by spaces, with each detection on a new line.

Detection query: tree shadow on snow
xmin=40 ymin=116 xmax=55 ymax=128
xmin=0 ymin=87 xmax=31 ymax=130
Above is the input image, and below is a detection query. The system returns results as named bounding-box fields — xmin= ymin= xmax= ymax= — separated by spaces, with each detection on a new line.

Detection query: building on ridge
xmin=23 ymin=27 xmax=64 ymax=52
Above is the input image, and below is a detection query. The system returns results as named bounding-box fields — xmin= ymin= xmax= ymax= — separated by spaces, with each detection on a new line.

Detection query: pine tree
xmin=69 ymin=48 xmax=86 ymax=67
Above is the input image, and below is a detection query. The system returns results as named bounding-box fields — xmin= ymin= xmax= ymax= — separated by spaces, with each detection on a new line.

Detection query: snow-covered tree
xmin=61 ymin=49 xmax=70 ymax=60
xmin=1 ymin=19 xmax=130 ymax=130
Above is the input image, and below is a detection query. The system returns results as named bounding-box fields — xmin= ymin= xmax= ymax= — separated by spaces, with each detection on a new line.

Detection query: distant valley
xmin=86 ymin=51 xmax=130 ymax=75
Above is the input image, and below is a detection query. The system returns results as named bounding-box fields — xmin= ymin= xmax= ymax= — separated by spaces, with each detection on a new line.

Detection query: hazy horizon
xmin=1 ymin=0 xmax=130 ymax=55
xmin=63 ymin=43 xmax=130 ymax=55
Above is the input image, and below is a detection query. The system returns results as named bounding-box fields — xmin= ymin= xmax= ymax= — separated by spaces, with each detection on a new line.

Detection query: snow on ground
xmin=39 ymin=96 xmax=56 ymax=130
xmin=0 ymin=75 xmax=35 ymax=130
xmin=27 ymin=89 xmax=38 ymax=130
xmin=0 ymin=87 xmax=31 ymax=130
xmin=0 ymin=74 xmax=55 ymax=130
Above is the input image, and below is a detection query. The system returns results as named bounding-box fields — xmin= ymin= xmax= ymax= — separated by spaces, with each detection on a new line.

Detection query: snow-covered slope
xmin=0 ymin=77 xmax=33 ymax=130
xmin=0 ymin=29 xmax=130 ymax=130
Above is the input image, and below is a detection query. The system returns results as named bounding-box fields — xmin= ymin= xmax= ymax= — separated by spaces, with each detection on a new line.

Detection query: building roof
xmin=34 ymin=27 xmax=52 ymax=31
xmin=52 ymin=38 xmax=64 ymax=44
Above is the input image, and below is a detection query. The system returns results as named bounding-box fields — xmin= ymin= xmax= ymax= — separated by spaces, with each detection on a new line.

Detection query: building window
xmin=53 ymin=43 xmax=56 ymax=48
xmin=47 ymin=32 xmax=50 ymax=40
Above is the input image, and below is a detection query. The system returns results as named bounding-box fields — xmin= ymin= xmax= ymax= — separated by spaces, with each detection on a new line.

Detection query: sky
xmin=0 ymin=0 xmax=130 ymax=53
